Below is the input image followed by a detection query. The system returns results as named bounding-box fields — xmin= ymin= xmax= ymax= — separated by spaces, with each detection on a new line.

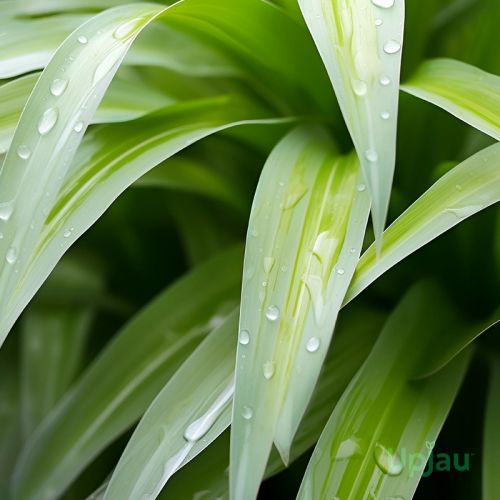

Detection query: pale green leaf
xmin=0 ymin=70 xmax=173 ymax=154
xmin=12 ymin=246 xmax=242 ymax=499
xmin=298 ymin=0 xmax=405 ymax=240
xmin=104 ymin=309 xmax=238 ymax=500
xmin=297 ymin=282 xmax=471 ymax=500
xmin=162 ymin=304 xmax=385 ymax=500
xmin=20 ymin=307 xmax=94 ymax=439
xmin=347 ymin=141 xmax=500 ymax=302
xmin=402 ymin=58 xmax=500 ymax=140
xmin=230 ymin=126 xmax=370 ymax=500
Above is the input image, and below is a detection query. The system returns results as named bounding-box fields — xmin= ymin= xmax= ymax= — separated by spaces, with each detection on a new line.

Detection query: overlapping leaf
xmin=12 ymin=246 xmax=242 ymax=499
xmin=297 ymin=282 xmax=471 ymax=500
xmin=402 ymin=58 xmax=500 ymax=140
xmin=298 ymin=0 xmax=405 ymax=240
xmin=230 ymin=126 xmax=370 ymax=500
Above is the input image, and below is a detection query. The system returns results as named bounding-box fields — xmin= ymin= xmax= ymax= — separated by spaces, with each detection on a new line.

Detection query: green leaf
xmin=298 ymin=0 xmax=405 ymax=240
xmin=162 ymin=304 xmax=385 ymax=500
xmin=230 ymin=126 xmax=370 ymax=500
xmin=20 ymin=307 xmax=94 ymax=439
xmin=402 ymin=58 xmax=500 ymax=140
xmin=297 ymin=282 xmax=471 ymax=500
xmin=104 ymin=309 xmax=238 ymax=500
xmin=347 ymin=141 xmax=500 ymax=302
xmin=0 ymin=70 xmax=173 ymax=154
xmin=483 ymin=358 xmax=500 ymax=500
xmin=12 ymin=246 xmax=243 ymax=500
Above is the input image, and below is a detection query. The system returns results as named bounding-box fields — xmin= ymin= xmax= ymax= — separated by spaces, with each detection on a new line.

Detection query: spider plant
xmin=0 ymin=0 xmax=499 ymax=499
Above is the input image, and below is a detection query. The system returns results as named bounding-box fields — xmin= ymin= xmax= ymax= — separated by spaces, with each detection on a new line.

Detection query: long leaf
xmin=104 ymin=309 xmax=238 ymax=500
xmin=347 ymin=141 xmax=500 ymax=302
xmin=162 ymin=304 xmax=386 ymax=500
xmin=297 ymin=282 xmax=471 ymax=500
xmin=402 ymin=58 xmax=500 ymax=140
xmin=298 ymin=0 xmax=405 ymax=240
xmin=230 ymin=126 xmax=370 ymax=500
xmin=12 ymin=246 xmax=242 ymax=499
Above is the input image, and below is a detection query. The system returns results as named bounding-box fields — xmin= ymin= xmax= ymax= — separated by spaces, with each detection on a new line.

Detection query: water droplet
xmin=265 ymin=305 xmax=280 ymax=321
xmin=374 ymin=444 xmax=403 ymax=476
xmin=445 ymin=205 xmax=482 ymax=219
xmin=77 ymin=35 xmax=88 ymax=44
xmin=383 ymin=40 xmax=401 ymax=54
xmin=93 ymin=47 xmax=125 ymax=85
xmin=242 ymin=406 xmax=253 ymax=420
xmin=381 ymin=111 xmax=391 ymax=120
xmin=455 ymin=184 xmax=462 ymax=191
xmin=251 ymin=228 xmax=258 ymax=237
xmin=263 ymin=361 xmax=275 ymax=380
xmin=73 ymin=121 xmax=84 ymax=133
xmin=263 ymin=256 xmax=275 ymax=274
xmin=335 ymin=438 xmax=361 ymax=459
xmin=5 ymin=246 xmax=17 ymax=264
xmin=372 ymin=0 xmax=395 ymax=8
xmin=17 ymin=144 xmax=31 ymax=160
xmin=337 ymin=268 xmax=345 ymax=275
xmin=38 ymin=107 xmax=58 ymax=135
xmin=375 ymin=18 xmax=383 ymax=26
xmin=349 ymin=247 xmax=356 ymax=254
xmin=0 ymin=202 xmax=13 ymax=221
xmin=183 ymin=379 xmax=234 ymax=442
xmin=357 ymin=183 xmax=366 ymax=192
xmin=113 ymin=18 xmax=141 ymax=40
xmin=306 ymin=337 xmax=320 ymax=353
xmin=379 ymin=75 xmax=391 ymax=86
xmin=239 ymin=330 xmax=250 ymax=345
xmin=365 ymin=149 xmax=378 ymax=162
xmin=63 ymin=227 xmax=74 ymax=238
xmin=353 ymin=79 xmax=368 ymax=96
xmin=50 ymin=78 xmax=68 ymax=97
xmin=282 ymin=183 xmax=308 ymax=210
xmin=0 ymin=233 xmax=3 ymax=239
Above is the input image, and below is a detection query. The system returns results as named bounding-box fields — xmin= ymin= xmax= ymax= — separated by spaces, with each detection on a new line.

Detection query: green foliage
xmin=0 ymin=0 xmax=498 ymax=499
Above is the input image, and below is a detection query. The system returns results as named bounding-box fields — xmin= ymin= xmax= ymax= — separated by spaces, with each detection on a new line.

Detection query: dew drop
xmin=0 ymin=233 xmax=3 ymax=239
xmin=335 ymin=438 xmax=361 ymax=459
xmin=263 ymin=256 xmax=275 ymax=274
xmin=63 ymin=227 xmax=74 ymax=238
xmin=375 ymin=18 xmax=383 ymax=27
xmin=93 ymin=47 xmax=125 ymax=85
xmin=50 ymin=78 xmax=68 ymax=97
xmin=357 ymin=183 xmax=366 ymax=192
xmin=73 ymin=121 xmax=84 ymax=133
xmin=0 ymin=201 xmax=13 ymax=221
xmin=113 ymin=18 xmax=141 ymax=40
xmin=383 ymin=40 xmax=401 ymax=54
xmin=5 ymin=246 xmax=17 ymax=264
xmin=239 ymin=330 xmax=250 ymax=345
xmin=349 ymin=247 xmax=356 ymax=254
xmin=455 ymin=184 xmax=462 ymax=191
xmin=265 ymin=305 xmax=280 ymax=321
xmin=372 ymin=0 xmax=395 ymax=8
xmin=379 ymin=75 xmax=391 ymax=86
xmin=38 ymin=107 xmax=58 ymax=135
xmin=242 ymin=406 xmax=253 ymax=420
xmin=373 ymin=444 xmax=403 ymax=476
xmin=381 ymin=111 xmax=391 ymax=120
xmin=365 ymin=149 xmax=378 ymax=162
xmin=263 ymin=361 xmax=275 ymax=380
xmin=77 ymin=35 xmax=88 ymax=44
xmin=337 ymin=268 xmax=345 ymax=275
xmin=17 ymin=144 xmax=31 ymax=160
xmin=445 ymin=205 xmax=482 ymax=219
xmin=353 ymin=79 xmax=368 ymax=96
xmin=306 ymin=337 xmax=321 ymax=353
